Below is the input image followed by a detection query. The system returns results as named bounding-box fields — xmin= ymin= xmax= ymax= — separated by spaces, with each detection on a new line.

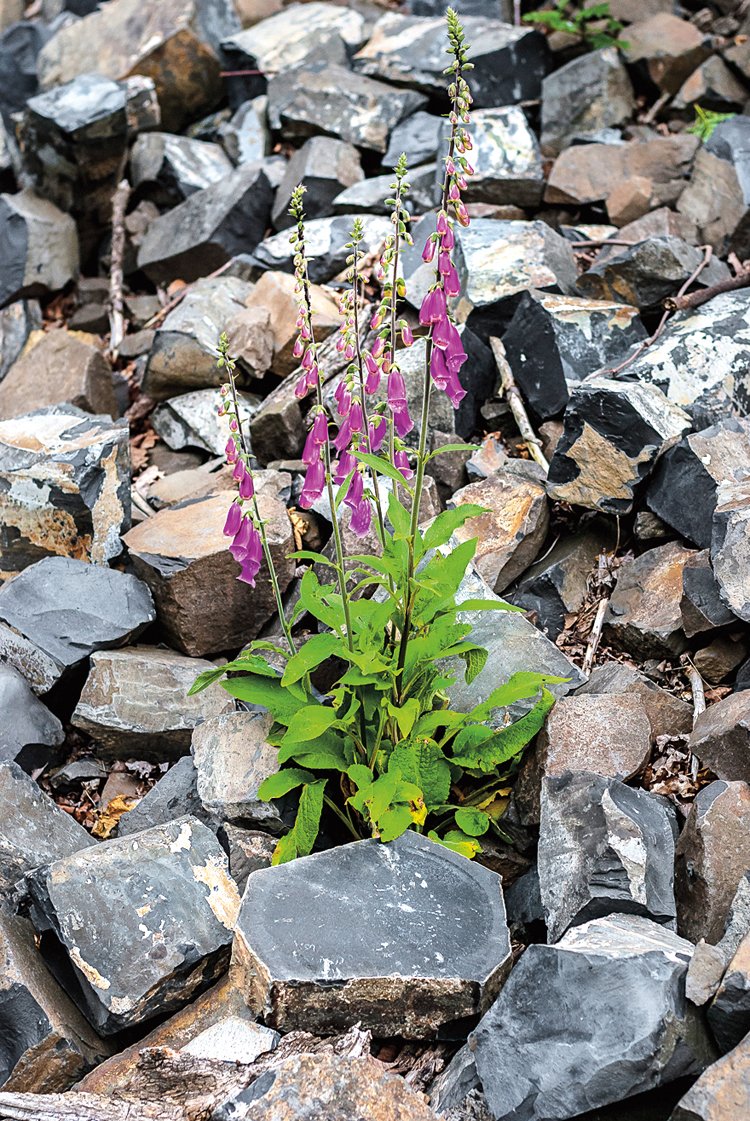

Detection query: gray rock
xmin=383 ymin=110 xmax=442 ymax=170
xmin=116 ymin=755 xmax=215 ymax=838
xmin=712 ymin=479 xmax=750 ymax=623
xmin=0 ymin=406 xmax=130 ymax=573
xmin=0 ymin=190 xmax=78 ymax=308
xmin=472 ymin=914 xmax=714 ymax=1121
xmin=0 ymin=329 xmax=117 ymax=422
xmin=232 ymin=830 xmax=512 ymax=1037
xmin=152 ymin=388 xmax=260 ymax=456
xmin=674 ymin=55 xmax=748 ymax=112
xmin=604 ymin=541 xmax=696 ymax=660
xmin=541 ymin=46 xmax=635 ymax=157
xmin=707 ymin=930 xmax=750 ymax=1054
xmin=0 ymin=910 xmax=108 ymax=1092
xmin=267 ymin=62 xmax=427 ymax=154
xmin=181 ymin=1014 xmax=279 ymax=1065
xmin=670 ymin=1033 xmax=750 ymax=1121
xmin=333 ymin=163 xmax=438 ymax=216
xmin=0 ymin=663 xmax=64 ymax=773
xmin=576 ymin=661 xmax=694 ymax=740
xmin=689 ymin=692 xmax=750 ymax=783
xmin=27 ymin=815 xmax=240 ymax=1035
xmin=354 ymin=13 xmax=549 ymax=107
xmin=220 ymin=96 xmax=270 ymax=165
xmin=0 ymin=556 xmax=154 ymax=693
xmin=71 ymin=646 xmax=234 ymax=762
xmin=0 ymin=761 xmax=94 ymax=904
xmin=453 ymin=107 xmax=543 ymax=208
xmin=681 ymin=550 xmax=739 ymax=638
xmin=191 ymin=711 xmax=285 ymax=830
xmin=678 ymin=116 xmax=750 ymax=257
xmin=578 ymin=237 xmax=730 ymax=310
xmin=138 ymin=162 xmax=273 ymax=286
xmin=250 ymin=213 xmax=392 ymax=284
xmin=222 ymin=2 xmax=365 ymax=78
xmin=546 ymin=133 xmax=698 ymax=208
xmin=130 ymin=131 xmax=233 ymax=206
xmin=429 ymin=1044 xmax=482 ymax=1118
xmin=547 ymin=379 xmax=691 ymax=514
xmin=222 ymin=824 xmax=276 ymax=894
xmin=539 ymin=772 xmax=677 ymax=943
xmin=501 ymin=290 xmax=647 ymax=422
xmin=271 ymin=136 xmax=363 ymax=231
xmin=0 ymin=299 xmax=41 ymax=383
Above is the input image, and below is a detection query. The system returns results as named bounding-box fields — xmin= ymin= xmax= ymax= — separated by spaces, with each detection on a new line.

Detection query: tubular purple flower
xmin=369 ymin=415 xmax=387 ymax=451
xmin=393 ymin=403 xmax=414 ymax=438
xmin=294 ymin=372 xmax=308 ymax=399
xmin=311 ymin=411 xmax=328 ymax=445
xmin=301 ymin=347 xmax=314 ymax=370
xmin=432 ymin=314 xmax=452 ymax=350
xmin=436 ymin=212 xmax=449 ymax=235
xmin=448 ymin=182 xmax=460 ymax=202
xmin=233 ymin=458 xmax=246 ymax=482
xmin=422 ymin=237 xmax=436 ymax=264
xmin=239 ymin=471 xmax=255 ymax=499
xmin=364 ymin=364 xmax=380 ymax=395
xmin=237 ymin=526 xmax=263 ymax=586
xmin=223 ymin=501 xmax=242 ymax=537
xmin=419 ymin=286 xmax=447 ymax=326
xmin=444 ymin=366 xmax=467 ymax=409
xmin=401 ymin=325 xmax=414 ymax=347
xmin=229 ymin=516 xmax=254 ymax=562
xmin=387 ymin=367 xmax=407 ymax=410
xmin=372 ymin=337 xmax=385 ymax=359
xmin=349 ymin=401 xmax=364 ymax=433
xmin=445 ymin=330 xmax=467 ymax=373
xmin=293 ymin=337 xmax=304 ymax=359
xmin=302 ymin=427 xmax=319 ymax=466
xmin=334 ymin=381 xmax=351 ymax=417
xmin=343 ymin=468 xmax=363 ymax=511
xmin=455 ymin=202 xmax=470 ymax=227
xmin=430 ymin=345 xmax=449 ymax=390
xmin=333 ymin=416 xmax=352 ymax=453
xmin=394 ymin=449 xmax=414 ymax=480
xmin=298 ymin=456 xmax=325 ymax=509
xmin=333 ymin=448 xmax=356 ymax=484
xmin=438 ymin=251 xmax=452 ymax=277
xmin=350 ymin=497 xmax=372 ymax=537
xmin=225 ymin=437 xmax=238 ymax=465
xmin=441 ymin=226 xmax=455 ymax=251
xmin=371 ymin=310 xmax=383 ymax=330
xmin=364 ymin=351 xmax=379 ymax=377
xmin=443 ymin=260 xmax=461 ymax=298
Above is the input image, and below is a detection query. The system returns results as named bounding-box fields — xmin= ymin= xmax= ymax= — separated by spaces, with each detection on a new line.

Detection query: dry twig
xmin=489 ymin=337 xmax=549 ymax=472
xmin=108 ymin=177 xmax=131 ymax=360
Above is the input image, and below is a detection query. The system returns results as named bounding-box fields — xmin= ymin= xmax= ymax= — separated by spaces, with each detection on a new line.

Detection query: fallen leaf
xmin=92 ymin=794 xmax=140 ymax=839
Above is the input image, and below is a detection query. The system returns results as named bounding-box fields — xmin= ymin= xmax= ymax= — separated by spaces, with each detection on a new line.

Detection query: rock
xmin=27 ymin=815 xmax=240 ymax=1034
xmin=250 ymin=213 xmax=392 ymax=284
xmin=501 ymin=290 xmax=646 ymax=422
xmin=681 ymin=550 xmax=739 ymax=638
xmin=0 ymin=300 xmax=41 ymax=384
xmin=455 ymin=107 xmax=543 ymax=208
xmin=0 ymin=911 xmax=108 ymax=1092
xmin=138 ymin=163 xmax=273 ymax=286
xmin=271 ymin=136 xmax=363 ymax=231
xmin=472 ymin=914 xmax=713 ymax=1121
xmin=712 ymin=480 xmax=750 ymax=624
xmin=244 ymin=271 xmax=339 ymax=377
xmin=249 ymin=395 xmax=305 ymax=464
xmin=191 ymin=711 xmax=285 ymax=830
xmin=123 ymin=473 xmax=295 ymax=657
xmin=37 ymin=0 xmax=239 ymax=131
xmin=0 ymin=663 xmax=63 ymax=772
xmin=222 ymin=825 xmax=276 ymax=894
xmin=130 ymin=132 xmax=233 ymax=206
xmin=540 ymin=46 xmax=635 ymax=157
xmin=0 ymin=190 xmax=78 ymax=308
xmin=0 ymin=406 xmax=130 ymax=572
xmin=674 ymin=55 xmax=748 ymax=112
xmin=606 ymin=175 xmax=655 ymax=227
xmin=689 ymin=692 xmax=750 ymax=783
xmin=707 ymin=931 xmax=750 ymax=1054
xmin=354 ymin=13 xmax=549 ymax=107
xmin=267 ymin=62 xmax=427 ymax=154
xmin=71 ymin=646 xmax=234 ymax=762
xmin=677 ymin=130 xmax=750 ymax=258
xmin=545 ymin=134 xmax=698 ymax=207
xmin=576 ymin=661 xmax=694 ymax=740
xmin=604 ymin=541 xmax=695 ymax=660
xmin=334 ymin=164 xmax=438 ymax=216
xmin=117 ymin=755 xmax=215 ymax=838
xmin=601 ymin=204 xmax=698 ymax=255
xmin=0 ymin=19 xmax=49 ymax=123
xmin=578 ymin=237 xmax=730 ymax=310
xmin=232 ymin=830 xmax=512 ymax=1037
xmin=215 ymin=1050 xmax=441 ymax=1121
xmin=546 ymin=379 xmax=690 ymax=515
xmin=0 ymin=330 xmax=115 ymax=421
xmin=0 ymin=762 xmax=94 ymax=904
xmin=648 ymin=418 xmax=750 ymax=550
xmin=620 ymin=13 xmax=710 ymax=94
xmin=671 ymin=1034 xmax=750 ymax=1121
xmin=675 ymin=780 xmax=750 ymax=944
xmin=449 ymin=467 xmax=549 ymax=595
xmin=539 ymin=772 xmax=677 ymax=943
xmin=515 ymin=693 xmax=652 ymax=826
xmin=694 ymin=636 xmax=749 ymax=686
xmin=220 ymin=96 xmax=270 ymax=165
xmin=152 ymin=389 xmax=259 ymax=457
xmin=383 ymin=111 xmax=442 ymax=169
xmin=0 ymin=556 xmax=155 ymax=694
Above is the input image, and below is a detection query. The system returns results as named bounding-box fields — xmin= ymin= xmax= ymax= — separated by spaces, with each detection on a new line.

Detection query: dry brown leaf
xmin=92 ymin=794 xmax=140 ymax=839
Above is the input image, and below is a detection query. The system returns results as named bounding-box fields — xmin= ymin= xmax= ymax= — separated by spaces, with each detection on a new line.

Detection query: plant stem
xmin=324 ymin=794 xmax=361 ymax=838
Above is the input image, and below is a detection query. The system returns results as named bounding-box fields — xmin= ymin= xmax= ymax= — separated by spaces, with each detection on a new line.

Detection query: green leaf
xmin=457 ymin=598 xmax=524 ymax=614
xmin=454 ymin=807 xmax=490 ymax=837
xmin=356 ymin=450 xmax=414 ymax=492
xmin=277 ymin=730 xmax=349 ymax=769
xmin=282 ymin=704 xmax=339 ymax=745
xmin=387 ymin=489 xmax=411 ymax=538
xmin=426 ymin=442 xmax=478 ymax=462
xmin=460 ymin=644 xmax=488 ymax=685
xmin=390 ymin=739 xmax=451 ymax=809
xmin=288 ymin=549 xmax=338 ymax=569
xmin=272 ymin=831 xmax=298 ymax=865
xmin=188 ymin=665 xmax=227 ymax=695
xmin=421 ymin=505 xmax=486 ymax=552
xmin=222 ymin=675 xmax=306 ymax=724
xmin=428 ymin=828 xmax=480 ymax=859
xmin=378 ymin=804 xmax=413 ymax=842
xmin=272 ymin=780 xmax=327 ymax=864
xmin=468 ymin=671 xmax=566 ymax=722
xmin=281 ymin=633 xmax=340 ymax=686
xmin=347 ymin=764 xmax=373 ymax=788
xmin=258 ymin=767 xmax=314 ymax=800
xmin=299 ymin=568 xmax=344 ymax=632
xmin=388 ymin=698 xmax=420 ymax=739
xmin=452 ymin=688 xmax=556 ymax=772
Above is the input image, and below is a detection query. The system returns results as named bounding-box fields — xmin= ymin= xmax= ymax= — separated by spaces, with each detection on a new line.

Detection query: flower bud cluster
xmin=216 ymin=336 xmax=262 ymax=586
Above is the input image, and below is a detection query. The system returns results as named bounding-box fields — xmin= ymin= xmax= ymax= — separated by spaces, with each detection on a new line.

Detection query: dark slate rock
xmin=232 ymin=830 xmax=512 ymax=1037
xmin=578 ymin=236 xmax=731 ymax=310
xmin=0 ymin=910 xmax=108 ymax=1092
xmin=0 ymin=406 xmax=130 ymax=573
xmin=333 ymin=163 xmax=438 ymax=216
xmin=538 ymin=772 xmax=677 ymax=943
xmin=0 ymin=556 xmax=155 ymax=693
xmin=0 ymin=190 xmax=78 ymax=309
xmin=677 ymin=115 xmax=750 ymax=257
xmin=27 ymin=815 xmax=240 ymax=1035
xmin=271 ymin=136 xmax=362 ymax=231
xmin=449 ymin=106 xmax=544 ymax=208
xmin=471 ymin=914 xmax=714 ymax=1121
xmin=706 ymin=931 xmax=750 ymax=1054
xmin=152 ymin=388 xmax=260 ymax=455
xmin=428 ymin=1043 xmax=483 ymax=1118
xmin=130 ymin=131 xmax=233 ymax=206
xmin=604 ymin=541 xmax=695 ymax=661
xmin=191 ymin=711 xmax=285 ymax=831
xmin=220 ymin=96 xmax=270 ymax=165
xmin=712 ymin=480 xmax=750 ymax=624
xmin=137 ymin=162 xmax=274 ymax=285
xmin=250 ymin=214 xmax=391 ymax=284
xmin=0 ymin=761 xmax=94 ymax=904
xmin=47 ymin=757 xmax=107 ymax=792
xmin=0 ymin=664 xmax=63 ymax=773
xmin=382 ymin=110 xmax=442 ymax=170
xmin=116 ymin=755 xmax=216 ymax=838
xmin=501 ymin=290 xmax=647 ymax=422
xmin=547 ymin=379 xmax=690 ymax=514
xmin=540 ymin=46 xmax=635 ymax=157
xmin=681 ymin=550 xmax=740 ymax=638
xmin=267 ymin=62 xmax=427 ymax=154
xmin=0 ymin=21 xmax=50 ymax=124
xmin=0 ymin=299 xmax=41 ymax=383
xmin=222 ymin=824 xmax=276 ymax=895
xmin=354 ymin=13 xmax=549 ymax=107
xmin=688 ymin=692 xmax=750 ymax=784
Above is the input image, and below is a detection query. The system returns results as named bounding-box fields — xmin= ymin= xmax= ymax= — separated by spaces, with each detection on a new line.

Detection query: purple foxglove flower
xmin=393 ymin=403 xmax=414 ymax=438
xmin=365 ymin=364 xmax=380 ymax=395
xmin=401 ymin=325 xmax=414 ymax=347
xmin=372 ymin=337 xmax=385 ymax=359
xmin=334 ymin=449 xmax=356 ymax=484
xmin=455 ymin=202 xmax=470 ymax=228
xmin=334 ymin=416 xmax=352 ymax=453
xmin=305 ymin=365 xmax=320 ymax=390
xmin=229 ymin=417 xmax=238 ymax=432
xmin=239 ymin=470 xmax=255 ymax=500
xmin=302 ymin=426 xmax=319 ymax=466
xmin=225 ymin=437 xmax=238 ymax=465
xmin=371 ymin=310 xmax=383 ymax=329
xmin=387 ymin=368 xmax=407 ymax=410
xmin=349 ymin=401 xmax=364 ymax=433
xmin=448 ymin=182 xmax=460 ymax=202
xmin=430 ymin=345 xmax=449 ymax=391
xmin=344 ymin=344 xmax=355 ymax=361
xmin=443 ymin=260 xmax=460 ymax=298
xmin=438 ymin=250 xmax=452 ymax=277
xmin=334 ymin=381 xmax=351 ymax=417
xmin=364 ymin=351 xmax=379 ymax=377
xmin=229 ymin=516 xmax=254 ymax=561
xmin=446 ymin=332 xmax=468 ymax=374
xmin=369 ymin=416 xmax=387 ymax=452
xmin=343 ymin=468 xmax=363 ymax=511
xmin=299 ymin=456 xmax=325 ymax=509
xmin=441 ymin=226 xmax=455 ymax=251
xmin=446 ymin=158 xmax=456 ymax=175
xmin=463 ymin=161 xmax=475 ymax=176
xmin=293 ymin=337 xmax=304 ymax=359
xmin=237 ymin=525 xmax=263 ymax=586
xmin=394 ymin=449 xmax=414 ymax=480
xmin=419 ymin=286 xmax=447 ymax=326
xmin=436 ymin=212 xmax=449 ymax=236
xmin=301 ymin=347 xmax=314 ymax=370
xmin=350 ymin=497 xmax=372 ymax=537
xmin=311 ymin=411 xmax=328 ymax=445
xmin=294 ymin=372 xmax=309 ymax=399
xmin=444 ymin=366 xmax=467 ymax=409
xmin=233 ymin=458 xmax=246 ymax=482
xmin=223 ymin=501 xmax=242 ymax=537
xmin=432 ymin=314 xmax=452 ymax=350
xmin=422 ymin=237 xmax=436 ymax=263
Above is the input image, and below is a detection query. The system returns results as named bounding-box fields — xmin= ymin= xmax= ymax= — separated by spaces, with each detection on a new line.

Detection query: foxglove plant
xmin=192 ymin=9 xmax=563 ymax=864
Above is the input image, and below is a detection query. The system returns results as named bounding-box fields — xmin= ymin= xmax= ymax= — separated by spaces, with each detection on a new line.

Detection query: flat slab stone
xmin=576 ymin=661 xmax=694 ymax=740
xmin=689 ymin=691 xmax=750 ymax=784
xmin=0 ymin=329 xmax=116 ymax=421
xmin=191 ymin=711 xmax=285 ymax=830
xmin=453 ymin=106 xmax=544 ymax=208
xmin=222 ymin=2 xmax=366 ymax=79
xmin=604 ymin=540 xmax=696 ymax=660
xmin=27 ymin=815 xmax=241 ymax=1035
xmin=116 ymin=755 xmax=216 ymax=838
xmin=232 ymin=830 xmax=512 ymax=1037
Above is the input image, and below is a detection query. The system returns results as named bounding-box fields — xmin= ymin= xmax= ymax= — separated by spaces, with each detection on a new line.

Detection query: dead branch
xmin=581 ymin=596 xmax=609 ymax=678
xmin=489 ymin=337 xmax=549 ymax=472
xmin=0 ymin=1093 xmax=182 ymax=1121
xmin=685 ymin=661 xmax=706 ymax=781
xmin=108 ymin=178 xmax=132 ymax=361
xmin=664 ymin=265 xmax=750 ymax=311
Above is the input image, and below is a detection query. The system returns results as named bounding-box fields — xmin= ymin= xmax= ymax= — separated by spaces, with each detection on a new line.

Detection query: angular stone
xmin=37 ymin=0 xmax=239 ymax=131
xmin=707 ymin=931 xmax=750 ymax=1054
xmin=130 ymin=132 xmax=233 ymax=206
xmin=0 ymin=190 xmax=78 ymax=308
xmin=232 ymin=830 xmax=512 ymax=1037
xmin=267 ymin=63 xmax=427 ymax=154
xmin=606 ymin=175 xmax=655 ymax=227
xmin=677 ymin=142 xmax=750 ymax=259
xmin=472 ymin=914 xmax=713 ymax=1121
xmin=123 ymin=474 xmax=295 ymax=657
xmin=539 ymin=772 xmax=677 ymax=943
xmin=671 ymin=1034 xmax=750 ymax=1121
xmin=674 ymin=55 xmax=748 ymax=112
xmin=620 ymin=13 xmax=710 ymax=94
xmin=220 ymin=96 xmax=270 ymax=165
xmin=250 ymin=213 xmax=392 ymax=284
xmin=540 ymin=46 xmax=634 ymax=156
xmin=0 ymin=911 xmax=108 ymax=1092
xmin=712 ymin=480 xmax=750 ymax=624
xmin=138 ymin=163 xmax=273 ymax=286
xmin=604 ymin=541 xmax=695 ymax=660
xmin=223 ymin=825 xmax=275 ymax=894
xmin=0 ymin=663 xmax=63 ymax=772
xmin=689 ymin=692 xmax=750 ymax=783
xmin=0 ymin=407 xmax=130 ymax=572
xmin=222 ymin=2 xmax=365 ymax=80
xmin=576 ymin=661 xmax=694 ymax=740
xmin=449 ymin=467 xmax=549 ymax=595
xmin=0 ymin=330 xmax=115 ymax=421
xmin=191 ymin=711 xmax=285 ymax=830
xmin=152 ymin=389 xmax=259 ymax=457
xmin=354 ymin=14 xmax=549 ymax=107
xmin=682 ymin=551 xmax=740 ymax=638
xmin=27 ymin=816 xmax=240 ymax=1034
xmin=456 ymin=107 xmax=543 ymax=208
xmin=695 ymin=636 xmax=749 ymax=686
xmin=71 ymin=646 xmax=234 ymax=762
xmin=547 ymin=379 xmax=690 ymax=515
xmin=249 ymin=395 xmax=304 ymax=464
xmin=117 ymin=755 xmax=213 ymax=838
xmin=578 ymin=236 xmax=730 ymax=310
xmin=0 ymin=19 xmax=48 ymax=124
xmin=675 ymin=780 xmax=750 ymax=944
xmin=0 ymin=762 xmax=94 ymax=903
xmin=545 ymin=135 xmax=698 ymax=206
xmin=334 ymin=164 xmax=438 ymax=216
xmin=515 ymin=693 xmax=652 ymax=825
xmin=272 ymin=136 xmax=362 ymax=231
xmin=501 ymin=290 xmax=646 ymax=422
xmin=383 ymin=111 xmax=441 ymax=169
xmin=0 ymin=300 xmax=41 ymax=384
xmin=244 ymin=270 xmax=339 ymax=378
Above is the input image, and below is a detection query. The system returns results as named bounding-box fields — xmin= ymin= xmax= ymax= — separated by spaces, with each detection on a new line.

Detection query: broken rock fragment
xmin=620 ymin=13 xmax=709 ymax=94
xmin=540 ymin=45 xmax=635 ymax=156
xmin=191 ymin=711 xmax=285 ymax=830
xmin=271 ymin=135 xmax=363 ymax=231
xmin=545 ymin=134 xmax=698 ymax=207
xmin=0 ymin=663 xmax=63 ymax=772
xmin=152 ymin=388 xmax=260 ymax=457
xmin=688 ymin=692 xmax=750 ymax=784
xmin=243 ymin=270 xmax=339 ymax=377
xmin=130 ymin=131 xmax=234 ymax=206
xmin=604 ymin=541 xmax=695 ymax=660
xmin=707 ymin=931 xmax=750 ymax=1054
xmin=457 ymin=106 xmax=543 ymax=208
xmin=232 ymin=830 xmax=512 ymax=1037
xmin=671 ymin=1034 xmax=750 ymax=1121
xmin=0 ymin=329 xmax=116 ymax=421
xmin=576 ymin=661 xmax=694 ymax=740
xmin=578 ymin=237 xmax=729 ymax=310
xmin=711 ymin=479 xmax=750 ymax=624
xmin=117 ymin=755 xmax=215 ymax=838
xmin=27 ymin=816 xmax=240 ymax=1035
xmin=0 ymin=190 xmax=78 ymax=308
xmin=250 ymin=213 xmax=392 ymax=284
